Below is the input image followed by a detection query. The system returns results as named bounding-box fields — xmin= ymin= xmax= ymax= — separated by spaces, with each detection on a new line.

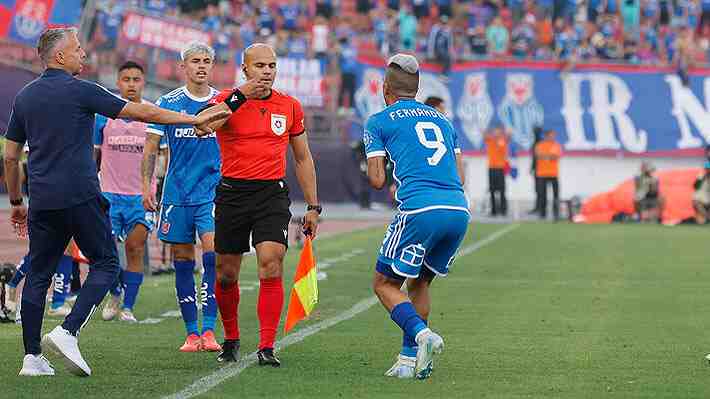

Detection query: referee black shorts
xmin=214 ymin=177 xmax=292 ymax=255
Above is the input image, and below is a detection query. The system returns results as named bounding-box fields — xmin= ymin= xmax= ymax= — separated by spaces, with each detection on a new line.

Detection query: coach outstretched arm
xmin=119 ymin=102 xmax=229 ymax=127
xmin=367 ymin=156 xmax=387 ymax=190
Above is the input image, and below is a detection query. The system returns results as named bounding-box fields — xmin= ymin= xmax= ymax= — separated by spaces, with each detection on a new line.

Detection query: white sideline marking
xmin=162 ymin=224 xmax=518 ymax=399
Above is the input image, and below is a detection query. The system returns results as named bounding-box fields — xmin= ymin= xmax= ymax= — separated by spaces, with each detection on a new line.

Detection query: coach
xmin=3 ymin=27 xmax=225 ymax=377
xmin=196 ymin=43 xmax=319 ymax=366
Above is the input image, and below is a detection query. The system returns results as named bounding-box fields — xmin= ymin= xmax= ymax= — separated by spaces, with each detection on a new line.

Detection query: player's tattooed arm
xmin=141 ymin=133 xmax=161 ymax=211
xmin=367 ymin=156 xmax=387 ymax=190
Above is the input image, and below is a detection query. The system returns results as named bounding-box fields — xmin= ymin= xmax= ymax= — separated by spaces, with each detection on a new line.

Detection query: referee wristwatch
xmin=306 ymin=204 xmax=322 ymax=215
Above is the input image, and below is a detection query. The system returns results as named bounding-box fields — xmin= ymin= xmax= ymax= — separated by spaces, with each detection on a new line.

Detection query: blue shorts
xmin=103 ymin=193 xmax=155 ymax=241
xmin=157 ymin=203 xmax=215 ymax=244
xmin=377 ymin=208 xmax=470 ymax=279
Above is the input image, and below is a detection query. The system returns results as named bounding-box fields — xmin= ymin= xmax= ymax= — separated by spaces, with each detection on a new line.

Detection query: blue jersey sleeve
xmin=77 ymin=80 xmax=127 ymax=119
xmin=146 ymin=97 xmax=167 ymax=137
xmin=93 ymin=114 xmax=108 ymax=146
xmin=4 ymin=103 xmax=26 ymax=144
xmin=364 ymin=116 xmax=386 ymax=158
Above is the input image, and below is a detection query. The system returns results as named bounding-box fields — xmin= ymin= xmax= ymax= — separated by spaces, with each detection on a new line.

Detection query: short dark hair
xmin=118 ymin=61 xmax=144 ymax=74
xmin=385 ymin=63 xmax=419 ymax=98
xmin=424 ymin=96 xmax=444 ymax=108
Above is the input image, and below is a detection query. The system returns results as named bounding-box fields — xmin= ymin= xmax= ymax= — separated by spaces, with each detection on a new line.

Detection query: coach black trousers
xmin=22 ymin=195 xmax=119 ymax=354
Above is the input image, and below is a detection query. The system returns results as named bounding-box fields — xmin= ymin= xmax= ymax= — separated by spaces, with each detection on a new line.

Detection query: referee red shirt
xmin=210 ymin=89 xmax=305 ymax=180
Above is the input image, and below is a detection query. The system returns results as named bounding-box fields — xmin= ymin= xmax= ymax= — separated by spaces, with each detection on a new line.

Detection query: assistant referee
xmin=3 ymin=27 xmax=226 ymax=377
xmin=196 ymin=43 xmax=320 ymax=366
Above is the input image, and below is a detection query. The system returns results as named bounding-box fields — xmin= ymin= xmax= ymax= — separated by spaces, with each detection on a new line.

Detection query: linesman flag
xmin=284 ymin=236 xmax=318 ymax=333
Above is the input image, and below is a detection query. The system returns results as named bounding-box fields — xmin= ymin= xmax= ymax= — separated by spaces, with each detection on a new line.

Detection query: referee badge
xmin=271 ymin=114 xmax=287 ymax=136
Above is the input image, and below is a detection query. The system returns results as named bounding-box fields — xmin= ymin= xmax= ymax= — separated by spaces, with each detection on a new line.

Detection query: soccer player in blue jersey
xmin=141 ymin=42 xmax=222 ymax=352
xmin=365 ymin=54 xmax=470 ymax=380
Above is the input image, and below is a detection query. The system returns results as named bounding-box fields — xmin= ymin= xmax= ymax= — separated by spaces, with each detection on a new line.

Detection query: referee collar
xmin=43 ymin=68 xmax=71 ymax=77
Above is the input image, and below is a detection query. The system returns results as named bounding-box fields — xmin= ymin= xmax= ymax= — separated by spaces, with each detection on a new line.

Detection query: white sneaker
xmin=118 ymin=309 xmax=137 ymax=323
xmin=102 ymin=295 xmax=121 ymax=321
xmin=414 ymin=328 xmax=444 ymax=380
xmin=47 ymin=303 xmax=72 ymax=317
xmin=18 ymin=354 xmax=55 ymax=376
xmin=384 ymin=354 xmax=415 ymax=378
xmin=41 ymin=326 xmax=91 ymax=377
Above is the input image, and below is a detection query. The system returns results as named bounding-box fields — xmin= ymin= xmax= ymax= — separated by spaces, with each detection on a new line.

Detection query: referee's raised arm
xmin=1 ymin=26 xmax=227 ymax=378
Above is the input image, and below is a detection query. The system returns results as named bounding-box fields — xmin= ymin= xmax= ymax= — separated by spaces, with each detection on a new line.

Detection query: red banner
xmin=120 ymin=11 xmax=211 ymax=53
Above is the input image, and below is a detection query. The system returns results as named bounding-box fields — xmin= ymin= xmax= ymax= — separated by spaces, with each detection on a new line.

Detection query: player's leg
xmin=19 ymin=208 xmax=70 ymax=377
xmin=214 ymin=197 xmax=254 ymax=362
xmin=158 ymin=204 xmax=201 ymax=350
xmin=47 ymin=246 xmax=74 ymax=317
xmin=488 ymin=168 xmax=498 ymax=216
xmin=119 ymin=223 xmax=149 ymax=323
xmin=499 ymin=170 xmax=508 ymax=216
xmin=196 ymin=203 xmax=219 ymax=350
xmin=539 ymin=178 xmax=549 ymax=219
xmin=551 ymin=177 xmax=560 ymax=221
xmin=102 ymin=195 xmax=125 ymax=321
xmin=251 ymin=187 xmax=292 ymax=367
xmin=373 ymin=213 xmax=431 ymax=378
xmin=44 ymin=196 xmax=120 ymax=377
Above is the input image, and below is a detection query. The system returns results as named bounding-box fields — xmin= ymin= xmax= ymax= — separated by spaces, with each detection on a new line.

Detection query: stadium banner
xmin=353 ymin=58 xmax=710 ymax=157
xmin=0 ymin=0 xmax=83 ymax=46
xmin=234 ymin=56 xmax=325 ymax=107
xmin=120 ymin=11 xmax=211 ymax=53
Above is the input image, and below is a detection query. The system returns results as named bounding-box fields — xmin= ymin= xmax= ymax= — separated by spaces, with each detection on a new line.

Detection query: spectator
xmin=693 ymin=161 xmax=710 ymax=224
xmin=311 ymin=16 xmax=330 ymax=61
xmin=555 ymin=20 xmax=579 ymax=60
xmin=338 ymin=37 xmax=358 ymax=113
xmin=279 ymin=0 xmax=302 ymax=31
xmin=412 ymin=0 xmax=430 ymax=19
xmin=468 ymin=25 xmax=489 ymax=58
xmin=511 ymin=15 xmax=536 ymax=58
xmin=485 ymin=127 xmax=510 ymax=217
xmin=633 ymin=161 xmax=664 ymax=222
xmin=257 ymin=3 xmax=275 ymax=33
xmin=399 ymin=4 xmax=418 ymax=52
xmin=622 ymin=0 xmax=642 ymax=38
xmin=538 ymin=0 xmax=555 ymax=19
xmin=315 ymin=0 xmax=333 ymax=18
xmin=428 ymin=16 xmax=454 ymax=73
xmin=637 ymin=38 xmax=658 ymax=62
xmin=534 ymin=130 xmax=562 ymax=221
xmin=437 ymin=0 xmax=453 ymax=18
xmin=486 ymin=16 xmax=510 ymax=58
xmin=94 ymin=0 xmax=124 ymax=68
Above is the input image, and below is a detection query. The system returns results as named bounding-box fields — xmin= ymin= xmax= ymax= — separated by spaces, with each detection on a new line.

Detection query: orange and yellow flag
xmin=284 ymin=236 xmax=318 ymax=333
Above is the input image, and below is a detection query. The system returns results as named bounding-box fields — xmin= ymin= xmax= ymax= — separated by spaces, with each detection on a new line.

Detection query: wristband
xmin=224 ymin=88 xmax=247 ymax=112
xmin=306 ymin=204 xmax=322 ymax=215
xmin=10 ymin=198 xmax=23 ymax=206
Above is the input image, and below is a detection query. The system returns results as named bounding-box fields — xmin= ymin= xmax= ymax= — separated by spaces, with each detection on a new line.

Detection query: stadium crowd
xmin=86 ymin=0 xmax=710 ymax=69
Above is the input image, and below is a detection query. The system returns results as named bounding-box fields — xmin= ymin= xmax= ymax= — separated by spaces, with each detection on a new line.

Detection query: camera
xmin=0 ymin=263 xmax=16 ymax=323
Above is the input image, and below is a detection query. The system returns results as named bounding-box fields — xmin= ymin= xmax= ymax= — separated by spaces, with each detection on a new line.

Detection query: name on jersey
xmin=107 ymin=136 xmax=145 ymax=153
xmin=389 ymin=108 xmax=446 ymax=121
xmin=175 ymin=127 xmax=216 ymax=139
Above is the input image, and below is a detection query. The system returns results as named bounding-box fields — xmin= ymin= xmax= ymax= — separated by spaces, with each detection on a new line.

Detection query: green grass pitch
xmin=1 ymin=223 xmax=708 ymax=398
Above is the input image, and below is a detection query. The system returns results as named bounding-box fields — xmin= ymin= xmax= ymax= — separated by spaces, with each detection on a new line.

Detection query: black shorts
xmin=214 ymin=178 xmax=292 ymax=255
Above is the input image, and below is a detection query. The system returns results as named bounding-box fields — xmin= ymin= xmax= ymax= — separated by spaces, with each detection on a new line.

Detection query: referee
xmin=3 ymin=27 xmax=226 ymax=377
xmin=196 ymin=43 xmax=320 ymax=366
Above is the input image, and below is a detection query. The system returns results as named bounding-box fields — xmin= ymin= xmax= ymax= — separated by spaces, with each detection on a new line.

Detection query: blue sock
xmin=175 ymin=260 xmax=199 ymax=336
xmin=201 ymin=252 xmax=217 ymax=333
xmin=9 ymin=255 xmax=29 ymax=288
xmin=401 ymin=319 xmax=428 ymax=357
xmin=109 ymin=269 xmax=123 ymax=297
xmin=51 ymin=255 xmax=73 ymax=309
xmin=122 ymin=271 xmax=143 ymax=311
xmin=391 ymin=302 xmax=427 ymax=347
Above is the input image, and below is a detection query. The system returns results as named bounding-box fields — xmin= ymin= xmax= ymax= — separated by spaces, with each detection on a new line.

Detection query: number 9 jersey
xmin=364 ymin=99 xmax=468 ymax=213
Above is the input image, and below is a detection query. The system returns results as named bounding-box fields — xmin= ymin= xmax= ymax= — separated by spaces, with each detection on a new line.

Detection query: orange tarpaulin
xmin=575 ymin=168 xmax=701 ymax=225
